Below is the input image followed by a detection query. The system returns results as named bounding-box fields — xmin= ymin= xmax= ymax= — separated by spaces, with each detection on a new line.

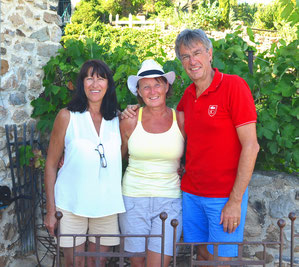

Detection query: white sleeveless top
xmin=55 ymin=111 xmax=125 ymax=217
xmin=122 ymin=108 xmax=184 ymax=198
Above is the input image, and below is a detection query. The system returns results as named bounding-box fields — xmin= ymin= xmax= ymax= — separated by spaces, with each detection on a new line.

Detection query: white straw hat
xmin=127 ymin=59 xmax=175 ymax=96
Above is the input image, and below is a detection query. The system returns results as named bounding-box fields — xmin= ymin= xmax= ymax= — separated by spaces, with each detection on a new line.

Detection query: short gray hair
xmin=175 ymin=29 xmax=213 ymax=60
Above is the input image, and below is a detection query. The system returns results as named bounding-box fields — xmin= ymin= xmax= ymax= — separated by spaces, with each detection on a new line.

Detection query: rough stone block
xmin=4 ymin=222 xmax=16 ymax=240
xmin=29 ymin=79 xmax=41 ymax=90
xmin=35 ymin=2 xmax=47 ymax=10
xmin=0 ymin=107 xmax=8 ymax=123
xmin=21 ymin=42 xmax=35 ymax=51
xmin=17 ymin=68 xmax=26 ymax=81
xmin=250 ymin=173 xmax=272 ymax=187
xmin=43 ymin=12 xmax=62 ymax=26
xmin=9 ymin=92 xmax=27 ymax=106
xmin=265 ymin=224 xmax=280 ymax=248
xmin=0 ymin=256 xmax=8 ymax=267
xmin=244 ymin=206 xmax=262 ymax=238
xmin=29 ymin=27 xmax=50 ymax=42
xmin=255 ymin=251 xmax=274 ymax=263
xmin=16 ymin=29 xmax=26 ymax=37
xmin=18 ymin=84 xmax=27 ymax=93
xmin=1 ymin=74 xmax=19 ymax=90
xmin=24 ymin=8 xmax=33 ymax=18
xmin=1 ymin=60 xmax=9 ymax=75
xmin=8 ymin=13 xmax=24 ymax=26
xmin=50 ymin=25 xmax=62 ymax=42
xmin=269 ymin=195 xmax=296 ymax=219
xmin=12 ymin=110 xmax=29 ymax=123
xmin=13 ymin=43 xmax=22 ymax=51
xmin=37 ymin=43 xmax=61 ymax=57
xmin=11 ymin=55 xmax=23 ymax=64
xmin=0 ymin=47 xmax=7 ymax=55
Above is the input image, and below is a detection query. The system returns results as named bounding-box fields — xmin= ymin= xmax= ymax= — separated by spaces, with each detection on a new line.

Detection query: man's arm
xmin=120 ymin=114 xmax=138 ymax=159
xmin=44 ymin=109 xmax=69 ymax=236
xmin=120 ymin=104 xmax=140 ymax=119
xmin=220 ymin=123 xmax=260 ymax=233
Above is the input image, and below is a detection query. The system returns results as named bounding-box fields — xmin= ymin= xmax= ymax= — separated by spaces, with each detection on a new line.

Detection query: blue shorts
xmin=182 ymin=188 xmax=248 ymax=257
xmin=119 ymin=196 xmax=182 ymax=256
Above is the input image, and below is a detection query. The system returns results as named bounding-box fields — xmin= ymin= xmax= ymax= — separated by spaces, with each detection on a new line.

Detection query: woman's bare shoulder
xmin=53 ymin=108 xmax=70 ymax=130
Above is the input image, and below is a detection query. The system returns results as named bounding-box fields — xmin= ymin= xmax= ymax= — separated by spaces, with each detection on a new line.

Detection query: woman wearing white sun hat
xmin=119 ymin=59 xmax=185 ymax=267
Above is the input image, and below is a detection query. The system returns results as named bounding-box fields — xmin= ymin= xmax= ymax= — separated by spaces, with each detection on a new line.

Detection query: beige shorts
xmin=56 ymin=207 xmax=120 ymax=248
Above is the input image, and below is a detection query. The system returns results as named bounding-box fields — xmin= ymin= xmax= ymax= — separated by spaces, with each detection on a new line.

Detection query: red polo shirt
xmin=177 ymin=68 xmax=257 ymax=197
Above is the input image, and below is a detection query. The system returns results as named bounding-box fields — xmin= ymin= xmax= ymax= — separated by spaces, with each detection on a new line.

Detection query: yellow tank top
xmin=122 ymin=107 xmax=185 ymax=198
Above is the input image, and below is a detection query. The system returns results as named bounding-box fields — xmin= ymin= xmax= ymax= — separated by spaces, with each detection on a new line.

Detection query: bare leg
xmin=196 ymin=245 xmax=209 ymax=267
xmin=208 ymin=251 xmax=231 ymax=267
xmin=147 ymin=250 xmax=172 ymax=267
xmin=197 ymin=245 xmax=231 ymax=267
xmin=87 ymin=242 xmax=110 ymax=267
xmin=130 ymin=256 xmax=145 ymax=267
xmin=63 ymin=243 xmax=85 ymax=267
xmin=197 ymin=245 xmax=209 ymax=260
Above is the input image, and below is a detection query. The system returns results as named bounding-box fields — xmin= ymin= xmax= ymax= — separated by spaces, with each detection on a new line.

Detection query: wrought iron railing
xmin=58 ymin=0 xmax=71 ymax=25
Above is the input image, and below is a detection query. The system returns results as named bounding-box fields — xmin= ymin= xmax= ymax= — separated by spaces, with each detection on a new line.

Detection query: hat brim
xmin=127 ymin=71 xmax=175 ymax=96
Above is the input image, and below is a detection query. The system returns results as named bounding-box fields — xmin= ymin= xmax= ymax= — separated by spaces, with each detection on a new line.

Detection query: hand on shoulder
xmin=120 ymin=104 xmax=140 ymax=120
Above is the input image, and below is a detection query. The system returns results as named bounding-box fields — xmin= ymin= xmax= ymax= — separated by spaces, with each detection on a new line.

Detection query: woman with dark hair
xmin=44 ymin=59 xmax=125 ymax=267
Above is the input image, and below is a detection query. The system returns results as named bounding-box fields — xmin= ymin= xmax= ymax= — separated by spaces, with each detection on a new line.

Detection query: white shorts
xmin=119 ymin=196 xmax=182 ymax=256
xmin=56 ymin=207 xmax=120 ymax=248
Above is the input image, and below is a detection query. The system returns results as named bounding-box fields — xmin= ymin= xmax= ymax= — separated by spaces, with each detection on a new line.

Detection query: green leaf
xmin=268 ymin=141 xmax=278 ymax=154
xmin=213 ymin=57 xmax=225 ymax=70
xmin=113 ymin=64 xmax=127 ymax=82
xmin=31 ymin=98 xmax=51 ymax=116
xmin=260 ymin=127 xmax=274 ymax=140
xmin=50 ymin=85 xmax=62 ymax=95
xmin=74 ymin=57 xmax=85 ymax=68
xmin=281 ymin=3 xmax=294 ymax=20
xmin=246 ymin=27 xmax=255 ymax=43
xmin=19 ymin=145 xmax=34 ymax=166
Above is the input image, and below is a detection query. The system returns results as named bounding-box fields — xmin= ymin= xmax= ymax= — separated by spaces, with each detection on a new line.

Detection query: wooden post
xmin=116 ymin=14 xmax=119 ymax=27
xmin=109 ymin=13 xmax=112 ymax=25
xmin=129 ymin=13 xmax=132 ymax=28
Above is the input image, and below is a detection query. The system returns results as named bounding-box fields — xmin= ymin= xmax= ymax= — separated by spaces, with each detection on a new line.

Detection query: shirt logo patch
xmin=208 ymin=105 xmax=218 ymax=117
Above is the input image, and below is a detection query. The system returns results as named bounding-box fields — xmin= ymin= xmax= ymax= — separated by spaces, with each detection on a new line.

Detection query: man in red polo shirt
xmin=175 ymin=29 xmax=259 ymax=264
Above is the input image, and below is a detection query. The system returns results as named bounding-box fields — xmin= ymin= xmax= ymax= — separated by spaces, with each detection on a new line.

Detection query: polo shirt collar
xmin=186 ymin=68 xmax=223 ymax=98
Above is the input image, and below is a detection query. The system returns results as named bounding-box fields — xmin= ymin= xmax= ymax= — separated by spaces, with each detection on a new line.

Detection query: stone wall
xmin=245 ymin=171 xmax=299 ymax=265
xmin=0 ymin=0 xmax=62 ymax=265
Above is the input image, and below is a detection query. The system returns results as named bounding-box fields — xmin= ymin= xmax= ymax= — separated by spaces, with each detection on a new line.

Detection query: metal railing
xmin=54 ymin=211 xmax=298 ymax=267
xmin=5 ymin=124 xmax=43 ymax=255
xmin=58 ymin=0 xmax=71 ymax=25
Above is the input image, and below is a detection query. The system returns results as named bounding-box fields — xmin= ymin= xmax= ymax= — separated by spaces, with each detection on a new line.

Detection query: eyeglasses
xmin=181 ymin=48 xmax=209 ymax=63
xmin=95 ymin=143 xmax=107 ymax=168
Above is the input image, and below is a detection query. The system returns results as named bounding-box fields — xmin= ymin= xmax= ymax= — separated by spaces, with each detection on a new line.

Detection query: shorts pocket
xmin=171 ymin=198 xmax=182 ymax=214
xmin=123 ymin=196 xmax=135 ymax=213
